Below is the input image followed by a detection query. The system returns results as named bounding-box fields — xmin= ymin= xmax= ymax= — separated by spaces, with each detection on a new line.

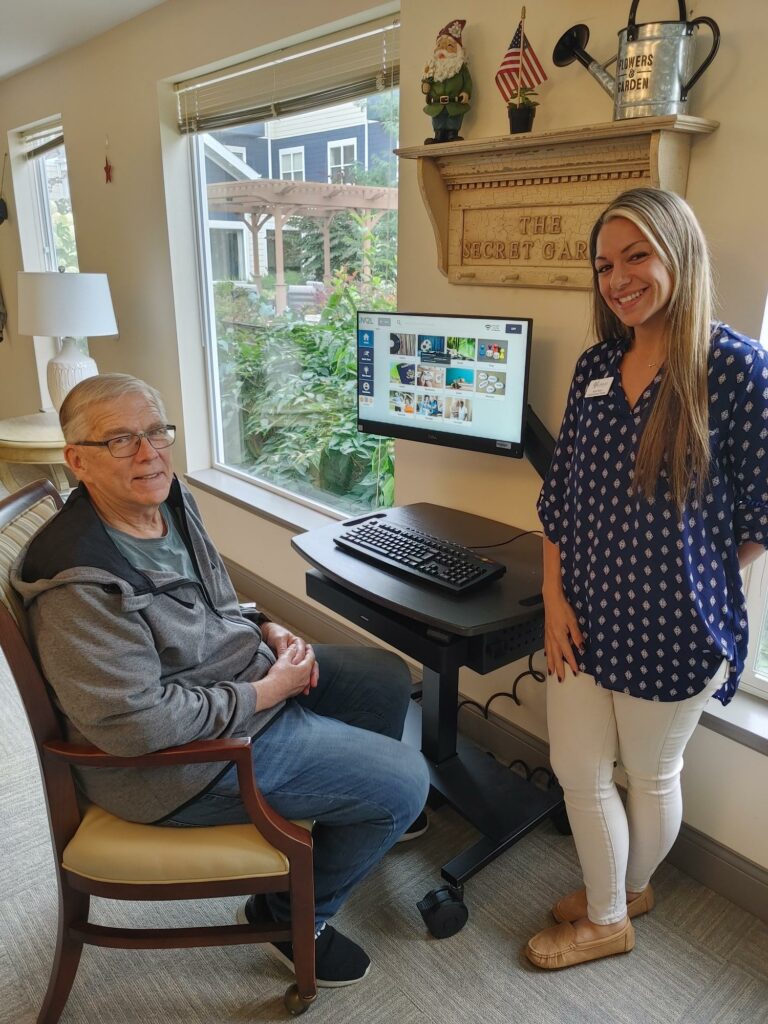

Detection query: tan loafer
xmin=552 ymin=884 xmax=654 ymax=924
xmin=525 ymin=918 xmax=635 ymax=970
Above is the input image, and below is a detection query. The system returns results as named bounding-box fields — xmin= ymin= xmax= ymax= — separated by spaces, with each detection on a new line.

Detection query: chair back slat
xmin=0 ymin=481 xmax=62 ymax=639
xmin=0 ymin=482 xmax=82 ymax=858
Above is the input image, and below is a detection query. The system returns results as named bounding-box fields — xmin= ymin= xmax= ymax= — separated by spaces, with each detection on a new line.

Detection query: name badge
xmin=585 ymin=376 xmax=614 ymax=398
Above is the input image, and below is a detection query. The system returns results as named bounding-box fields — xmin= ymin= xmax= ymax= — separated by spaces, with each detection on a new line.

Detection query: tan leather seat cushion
xmin=63 ymin=805 xmax=311 ymax=884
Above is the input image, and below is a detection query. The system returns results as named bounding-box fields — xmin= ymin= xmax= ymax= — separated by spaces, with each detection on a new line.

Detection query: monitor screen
xmin=356 ymin=311 xmax=533 ymax=458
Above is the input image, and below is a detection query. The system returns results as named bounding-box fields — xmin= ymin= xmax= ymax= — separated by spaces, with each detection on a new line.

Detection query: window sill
xmin=185 ymin=467 xmax=340 ymax=535
xmin=701 ymin=689 xmax=768 ymax=756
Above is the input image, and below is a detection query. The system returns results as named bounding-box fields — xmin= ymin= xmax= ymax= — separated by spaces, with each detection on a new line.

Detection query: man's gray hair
xmin=59 ymin=373 xmax=167 ymax=443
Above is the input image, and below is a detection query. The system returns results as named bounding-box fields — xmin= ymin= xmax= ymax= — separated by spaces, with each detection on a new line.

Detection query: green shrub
xmin=214 ymin=271 xmax=396 ymax=514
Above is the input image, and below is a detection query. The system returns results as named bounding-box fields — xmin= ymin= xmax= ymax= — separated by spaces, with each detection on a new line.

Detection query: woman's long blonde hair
xmin=589 ymin=187 xmax=714 ymax=508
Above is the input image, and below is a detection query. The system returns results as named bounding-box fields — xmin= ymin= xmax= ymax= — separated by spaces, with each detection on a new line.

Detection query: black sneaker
xmin=237 ymin=896 xmax=371 ymax=988
xmin=396 ymin=810 xmax=429 ymax=843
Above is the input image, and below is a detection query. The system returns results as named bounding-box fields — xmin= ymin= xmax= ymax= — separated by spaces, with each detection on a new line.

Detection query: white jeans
xmin=546 ymin=660 xmax=727 ymax=924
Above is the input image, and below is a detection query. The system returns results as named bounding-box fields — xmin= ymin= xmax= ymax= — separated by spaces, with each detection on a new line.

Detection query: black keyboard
xmin=334 ymin=516 xmax=506 ymax=593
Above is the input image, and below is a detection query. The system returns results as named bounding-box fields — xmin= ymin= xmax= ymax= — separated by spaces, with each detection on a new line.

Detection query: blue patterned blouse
xmin=537 ymin=324 xmax=768 ymax=705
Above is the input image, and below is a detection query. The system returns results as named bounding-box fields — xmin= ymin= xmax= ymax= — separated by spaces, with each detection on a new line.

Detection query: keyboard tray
xmin=334 ymin=516 xmax=505 ymax=594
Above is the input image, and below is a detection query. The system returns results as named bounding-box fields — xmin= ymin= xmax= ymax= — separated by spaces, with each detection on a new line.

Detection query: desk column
xmin=419 ymin=633 xmax=469 ymax=765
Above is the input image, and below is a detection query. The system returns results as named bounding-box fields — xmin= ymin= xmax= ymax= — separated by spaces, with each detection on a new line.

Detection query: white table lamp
xmin=17 ymin=271 xmax=118 ymax=411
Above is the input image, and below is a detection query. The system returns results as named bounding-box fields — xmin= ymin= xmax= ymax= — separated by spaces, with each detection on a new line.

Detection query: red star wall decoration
xmin=104 ymin=156 xmax=113 ymax=183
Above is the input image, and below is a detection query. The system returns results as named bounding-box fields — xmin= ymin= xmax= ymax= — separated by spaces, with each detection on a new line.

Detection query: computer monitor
xmin=356 ymin=310 xmax=533 ymax=459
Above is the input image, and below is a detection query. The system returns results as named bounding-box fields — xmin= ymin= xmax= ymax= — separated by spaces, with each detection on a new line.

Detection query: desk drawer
xmin=306 ymin=570 xmax=468 ymax=671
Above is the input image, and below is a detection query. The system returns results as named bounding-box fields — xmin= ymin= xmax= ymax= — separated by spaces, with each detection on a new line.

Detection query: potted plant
xmin=507 ymin=87 xmax=539 ymax=134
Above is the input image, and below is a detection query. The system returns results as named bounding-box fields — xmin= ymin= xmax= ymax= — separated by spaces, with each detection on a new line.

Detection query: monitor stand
xmin=524 ymin=404 xmax=556 ymax=481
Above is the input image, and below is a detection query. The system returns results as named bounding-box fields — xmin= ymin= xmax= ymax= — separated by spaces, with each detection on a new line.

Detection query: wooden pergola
xmin=206 ymin=178 xmax=397 ymax=314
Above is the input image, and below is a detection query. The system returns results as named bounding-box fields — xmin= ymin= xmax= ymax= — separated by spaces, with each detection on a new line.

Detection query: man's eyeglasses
xmin=72 ymin=425 xmax=176 ymax=459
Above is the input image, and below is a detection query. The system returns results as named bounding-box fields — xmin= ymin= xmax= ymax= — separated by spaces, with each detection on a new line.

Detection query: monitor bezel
xmin=356 ymin=310 xmax=533 ymax=459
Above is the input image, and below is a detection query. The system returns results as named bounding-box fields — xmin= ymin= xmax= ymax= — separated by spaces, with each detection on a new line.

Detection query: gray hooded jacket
xmin=12 ymin=478 xmax=281 ymax=822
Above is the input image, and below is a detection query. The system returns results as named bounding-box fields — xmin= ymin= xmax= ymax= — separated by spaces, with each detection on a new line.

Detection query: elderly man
xmin=12 ymin=373 xmax=430 ymax=988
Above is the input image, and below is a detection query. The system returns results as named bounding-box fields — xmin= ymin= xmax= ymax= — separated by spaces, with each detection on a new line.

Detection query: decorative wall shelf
xmin=396 ymin=115 xmax=718 ymax=290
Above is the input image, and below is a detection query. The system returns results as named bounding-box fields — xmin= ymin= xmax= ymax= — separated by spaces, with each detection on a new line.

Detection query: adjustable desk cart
xmin=292 ymin=502 xmax=565 ymax=937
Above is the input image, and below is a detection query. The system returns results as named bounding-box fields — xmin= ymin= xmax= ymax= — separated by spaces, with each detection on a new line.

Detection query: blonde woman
xmin=528 ymin=188 xmax=768 ymax=969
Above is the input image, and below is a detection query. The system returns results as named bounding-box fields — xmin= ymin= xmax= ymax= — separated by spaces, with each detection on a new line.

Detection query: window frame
xmin=327 ymin=138 xmax=358 ymax=183
xmin=30 ymin=157 xmax=60 ymax=271
xmin=279 ymin=146 xmax=305 ymax=181
xmin=10 ymin=121 xmax=82 ymax=408
xmin=22 ymin=132 xmax=79 ymax=275
xmin=742 ymin=555 xmax=768 ymax=700
xmin=208 ymin=219 xmax=249 ymax=282
xmin=224 ymin=144 xmax=247 ymax=162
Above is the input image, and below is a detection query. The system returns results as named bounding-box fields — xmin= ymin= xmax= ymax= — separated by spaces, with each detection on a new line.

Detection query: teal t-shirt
xmin=104 ymin=504 xmax=200 ymax=582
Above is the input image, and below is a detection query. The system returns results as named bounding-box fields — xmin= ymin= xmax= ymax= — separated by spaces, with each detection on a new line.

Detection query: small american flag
xmin=495 ymin=22 xmax=547 ymax=103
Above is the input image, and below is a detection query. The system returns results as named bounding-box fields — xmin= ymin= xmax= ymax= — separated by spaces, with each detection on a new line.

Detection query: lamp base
xmin=47 ymin=337 xmax=99 ymax=412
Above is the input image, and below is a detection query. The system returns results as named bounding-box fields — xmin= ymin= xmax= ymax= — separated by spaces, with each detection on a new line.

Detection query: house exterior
xmin=204 ymin=98 xmax=397 ymax=284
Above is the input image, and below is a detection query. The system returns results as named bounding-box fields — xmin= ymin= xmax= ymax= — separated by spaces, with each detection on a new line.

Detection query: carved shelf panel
xmin=396 ymin=115 xmax=718 ymax=290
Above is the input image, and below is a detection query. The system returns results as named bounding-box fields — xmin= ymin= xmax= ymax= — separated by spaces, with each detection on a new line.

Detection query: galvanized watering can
xmin=553 ymin=0 xmax=720 ymax=120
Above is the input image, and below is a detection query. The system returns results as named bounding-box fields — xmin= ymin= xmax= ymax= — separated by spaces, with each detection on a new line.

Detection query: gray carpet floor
xmin=2 ymin=634 xmax=767 ymax=1022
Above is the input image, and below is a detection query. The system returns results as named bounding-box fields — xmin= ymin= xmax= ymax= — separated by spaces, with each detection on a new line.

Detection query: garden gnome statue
xmin=421 ymin=20 xmax=472 ymax=144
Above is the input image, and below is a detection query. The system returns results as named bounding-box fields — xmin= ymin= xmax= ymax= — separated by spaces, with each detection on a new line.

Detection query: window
xmin=741 ymin=312 xmax=768 ymax=701
xmin=177 ymin=17 xmax=399 ymax=515
xmin=209 ymin=222 xmax=248 ymax=281
xmin=743 ymin=558 xmax=768 ymax=699
xmin=35 ymin=145 xmax=79 ymax=272
xmin=328 ymin=139 xmax=357 ymax=183
xmin=12 ymin=119 xmax=85 ymax=407
xmin=279 ymin=148 xmax=304 ymax=182
xmin=22 ymin=122 xmax=79 ymax=272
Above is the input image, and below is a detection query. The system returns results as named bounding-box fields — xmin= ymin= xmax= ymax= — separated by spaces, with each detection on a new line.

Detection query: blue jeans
xmin=162 ymin=646 xmax=430 ymax=927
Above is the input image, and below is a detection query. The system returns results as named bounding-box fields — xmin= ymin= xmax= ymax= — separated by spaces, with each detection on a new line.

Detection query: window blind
xmin=176 ymin=16 xmax=399 ymax=133
xmin=20 ymin=120 xmax=64 ymax=160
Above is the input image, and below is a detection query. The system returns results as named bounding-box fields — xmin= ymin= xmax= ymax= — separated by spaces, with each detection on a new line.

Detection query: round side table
xmin=0 ymin=411 xmax=70 ymax=493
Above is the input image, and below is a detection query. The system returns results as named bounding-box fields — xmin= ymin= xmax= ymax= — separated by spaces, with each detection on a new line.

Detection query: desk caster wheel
xmin=551 ymin=804 xmax=571 ymax=835
xmin=417 ymin=883 xmax=469 ymax=938
xmin=284 ymin=984 xmax=316 ymax=1015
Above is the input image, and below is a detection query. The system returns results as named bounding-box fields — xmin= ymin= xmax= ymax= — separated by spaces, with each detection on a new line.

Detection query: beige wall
xmin=0 ymin=0 xmax=765 ymax=868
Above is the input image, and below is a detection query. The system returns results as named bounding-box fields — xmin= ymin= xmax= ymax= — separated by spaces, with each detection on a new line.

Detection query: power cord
xmin=456 ymin=652 xmax=556 ymax=789
xmin=507 ymin=758 xmax=557 ymax=790
xmin=456 ymin=652 xmax=545 ymax=715
xmin=471 ymin=528 xmax=543 ymax=551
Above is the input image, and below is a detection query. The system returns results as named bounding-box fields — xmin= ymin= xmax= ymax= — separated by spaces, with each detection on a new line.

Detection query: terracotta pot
xmin=508 ymin=105 xmax=536 ymax=134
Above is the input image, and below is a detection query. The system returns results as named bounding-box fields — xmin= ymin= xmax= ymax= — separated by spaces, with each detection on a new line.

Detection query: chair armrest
xmin=43 ymin=736 xmax=252 ymax=768
xmin=239 ymin=601 xmax=271 ymax=627
xmin=43 ymin=736 xmax=311 ymax=851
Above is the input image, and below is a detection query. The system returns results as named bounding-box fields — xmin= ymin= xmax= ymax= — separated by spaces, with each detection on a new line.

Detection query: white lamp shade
xmin=17 ymin=272 xmax=117 ymax=339
xmin=17 ymin=271 xmax=118 ymax=411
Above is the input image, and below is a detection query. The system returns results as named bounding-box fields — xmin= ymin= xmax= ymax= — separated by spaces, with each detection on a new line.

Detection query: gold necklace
xmin=628 ymin=344 xmax=664 ymax=369
xmin=632 ymin=350 xmax=663 ymax=368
